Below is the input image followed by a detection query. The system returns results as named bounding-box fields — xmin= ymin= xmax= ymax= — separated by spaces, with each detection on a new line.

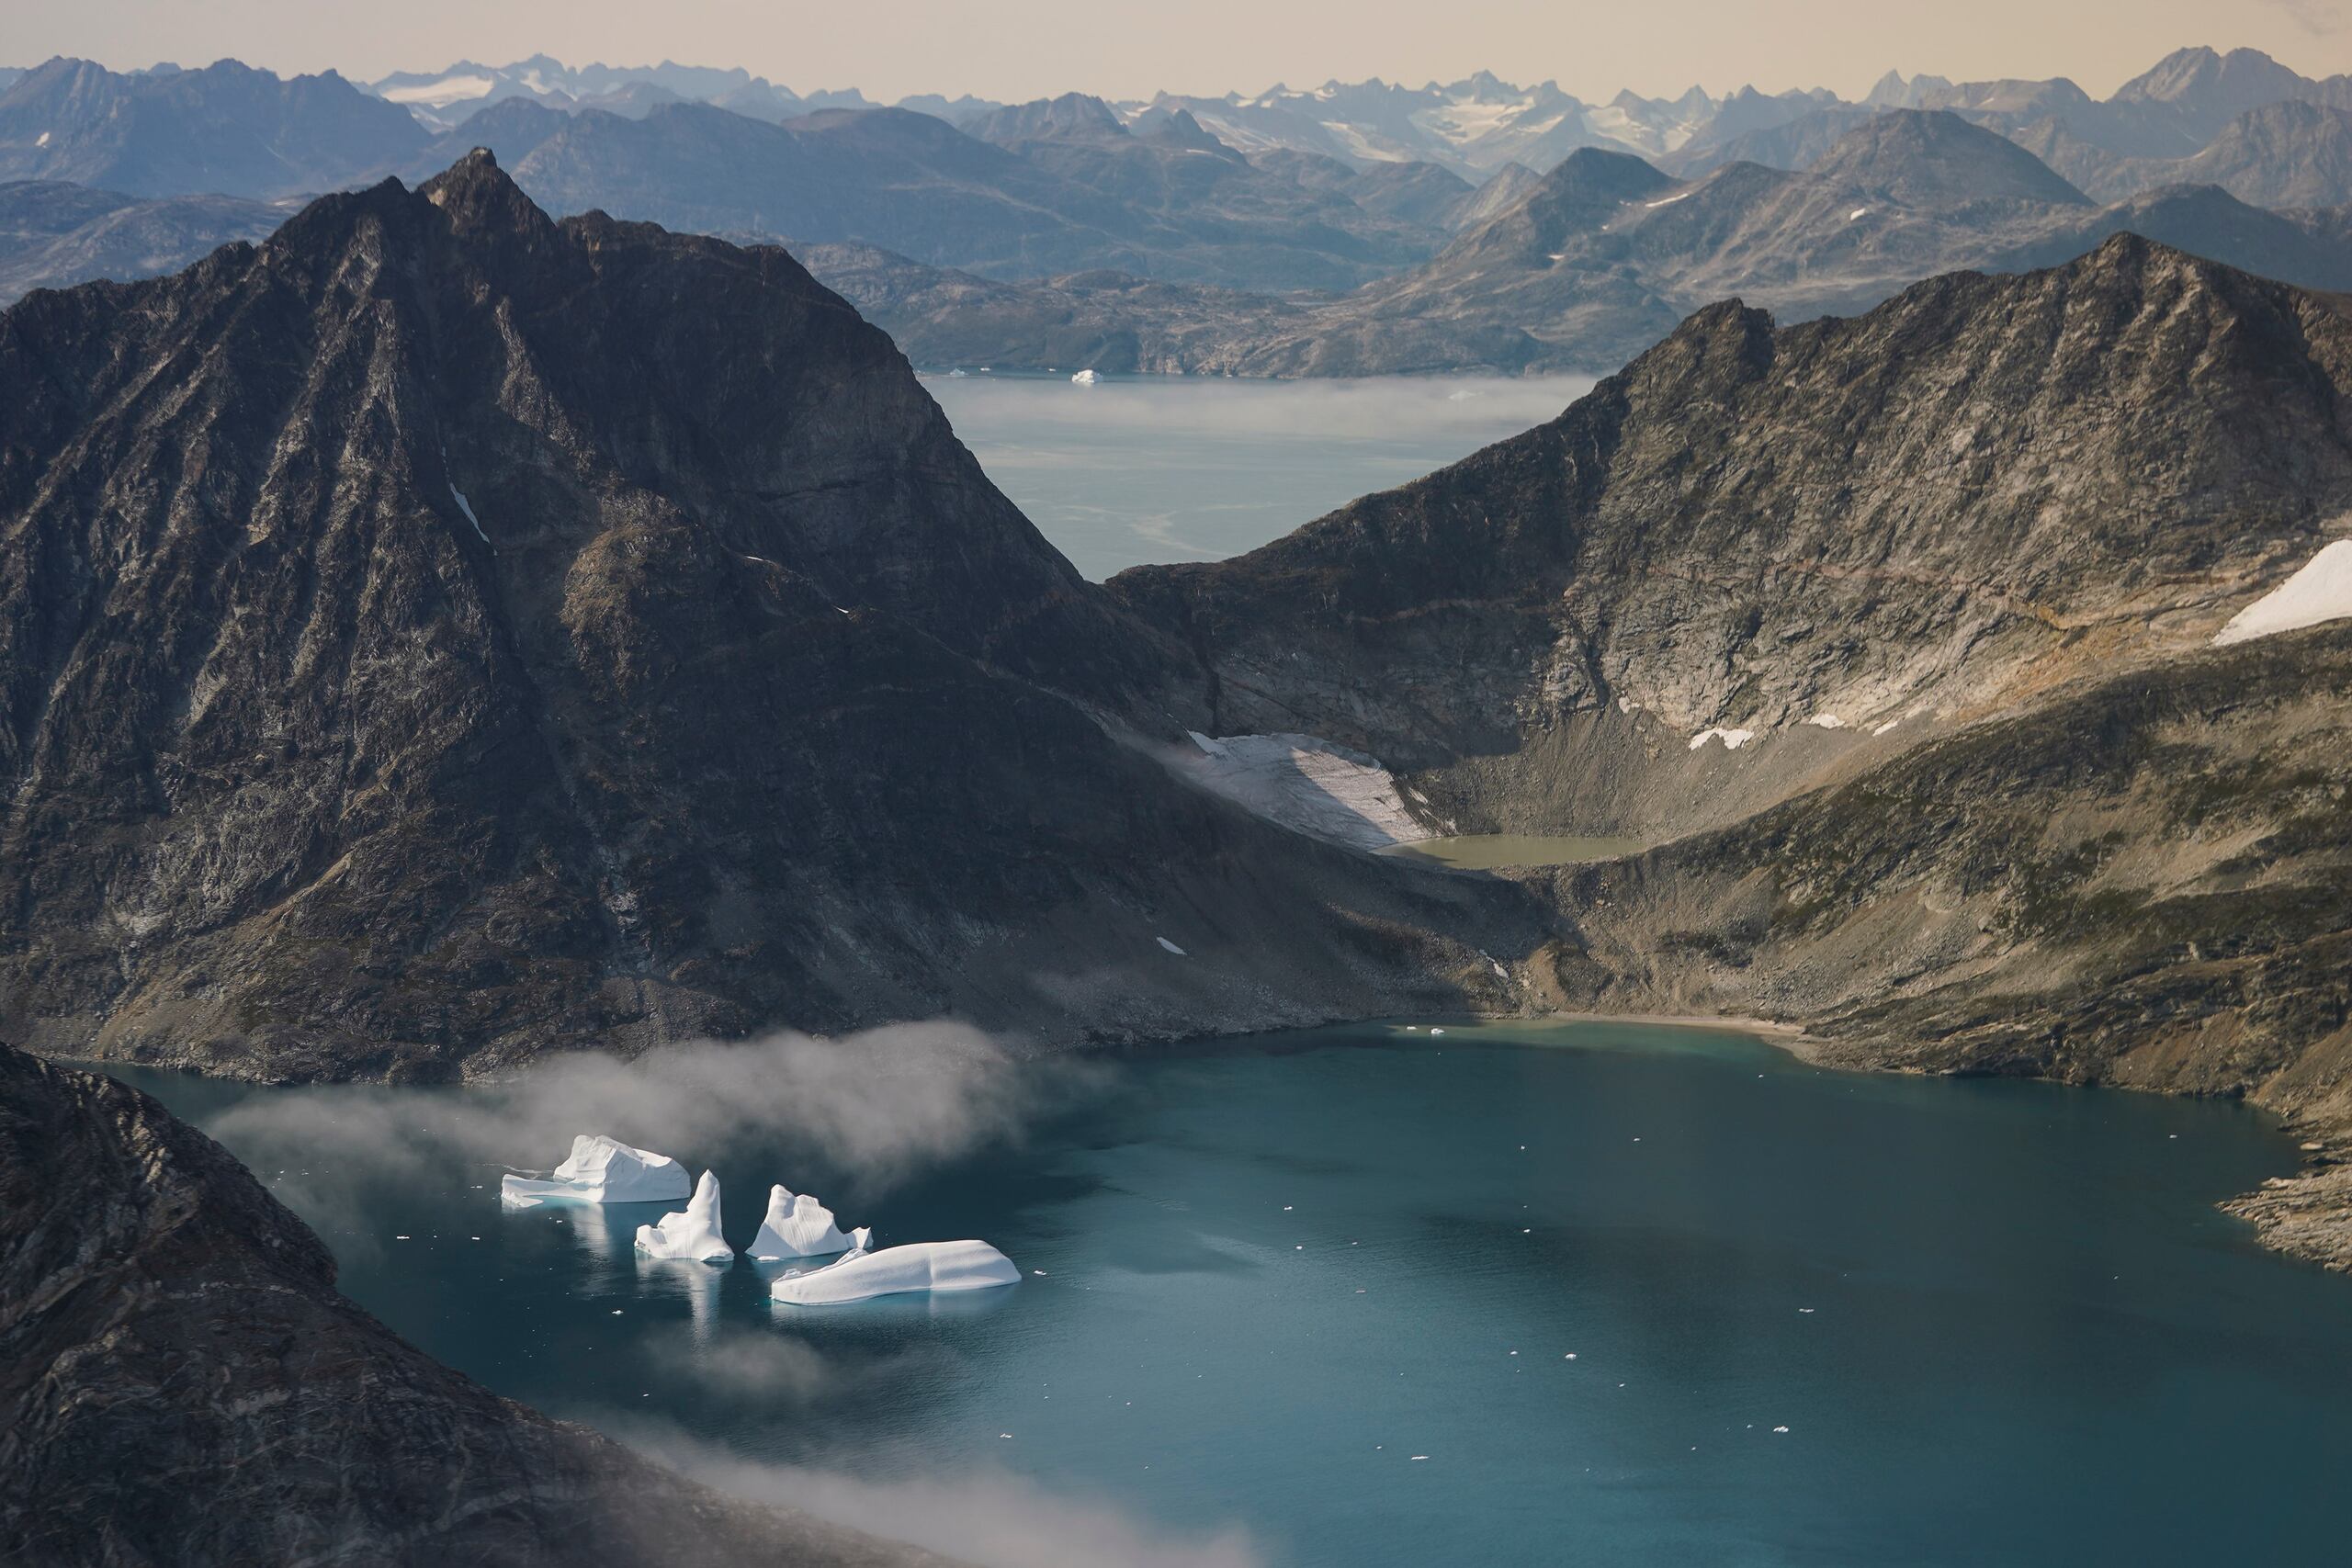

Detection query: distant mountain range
xmin=12 ymin=49 xmax=2352 ymax=377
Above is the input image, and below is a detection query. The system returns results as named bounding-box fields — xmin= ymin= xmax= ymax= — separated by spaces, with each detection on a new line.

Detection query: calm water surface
xmin=926 ymin=374 xmax=1595 ymax=581
xmin=109 ymin=1021 xmax=2352 ymax=1566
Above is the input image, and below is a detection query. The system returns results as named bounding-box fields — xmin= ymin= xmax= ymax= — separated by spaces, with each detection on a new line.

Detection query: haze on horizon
xmin=14 ymin=0 xmax=2351 ymax=105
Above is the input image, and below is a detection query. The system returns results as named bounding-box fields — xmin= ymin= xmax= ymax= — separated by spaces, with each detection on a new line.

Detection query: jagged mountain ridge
xmin=0 ymin=152 xmax=1538 ymax=1081
xmin=1106 ymin=232 xmax=2352 ymax=1264
xmin=0 ymin=1045 xmax=951 ymax=1564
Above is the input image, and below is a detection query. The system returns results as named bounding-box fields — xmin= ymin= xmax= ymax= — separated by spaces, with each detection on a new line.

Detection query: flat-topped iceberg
xmin=633 ymin=1170 xmax=734 ymax=1262
xmin=769 ymin=1239 xmax=1020 ymax=1305
xmin=500 ymin=1133 xmax=691 ymax=1206
xmin=750 ymin=1185 xmax=871 ymax=1258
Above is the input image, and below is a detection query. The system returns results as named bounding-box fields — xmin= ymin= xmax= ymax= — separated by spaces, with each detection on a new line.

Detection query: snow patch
xmin=1177 ymin=731 xmax=1428 ymax=851
xmin=1871 ymin=718 xmax=1902 ymax=737
xmin=769 ymin=1239 xmax=1021 ymax=1305
xmin=1849 ymin=208 xmax=1869 ymax=220
xmin=1156 ymin=936 xmax=1188 ymax=955
xmin=2213 ymin=539 xmax=2352 ymax=646
xmin=1644 ymin=192 xmax=1691 ymax=208
xmin=1688 ymin=728 xmax=1757 ymax=751
xmin=634 ymin=1170 xmax=734 ymax=1262
xmin=1804 ymin=714 xmax=1847 ymax=729
xmin=35 ymin=130 xmax=51 ymax=148
xmin=750 ymin=1185 xmax=867 ymax=1259
xmin=380 ymin=73 xmax=496 ymax=108
xmin=500 ymin=1134 xmax=690 ymax=1206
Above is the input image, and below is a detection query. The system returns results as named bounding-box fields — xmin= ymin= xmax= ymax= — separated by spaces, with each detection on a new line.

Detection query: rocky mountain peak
xmin=1808 ymin=107 xmax=2091 ymax=207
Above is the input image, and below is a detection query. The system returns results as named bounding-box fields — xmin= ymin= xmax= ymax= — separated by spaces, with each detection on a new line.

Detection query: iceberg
xmin=1069 ymin=368 xmax=1100 ymax=386
xmin=769 ymin=1239 xmax=1021 ymax=1305
xmin=499 ymin=1133 xmax=691 ymax=1206
xmin=633 ymin=1170 xmax=735 ymax=1262
xmin=750 ymin=1185 xmax=871 ymax=1258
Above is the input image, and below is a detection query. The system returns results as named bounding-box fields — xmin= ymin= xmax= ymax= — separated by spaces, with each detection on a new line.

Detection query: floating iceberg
xmin=499 ymin=1134 xmax=691 ymax=1206
xmin=634 ymin=1170 xmax=734 ymax=1262
xmin=769 ymin=1239 xmax=1021 ymax=1305
xmin=1069 ymin=368 xmax=1100 ymax=386
xmin=750 ymin=1185 xmax=871 ymax=1258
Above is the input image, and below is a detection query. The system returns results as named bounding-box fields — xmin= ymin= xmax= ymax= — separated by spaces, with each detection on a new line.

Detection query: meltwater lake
xmin=926 ymin=373 xmax=1597 ymax=581
xmin=109 ymin=1021 xmax=2352 ymax=1568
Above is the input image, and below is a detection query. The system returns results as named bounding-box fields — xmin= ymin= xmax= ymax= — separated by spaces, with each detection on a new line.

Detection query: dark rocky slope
xmin=1114 ymin=236 xmax=2352 ymax=1268
xmin=0 ymin=152 xmax=1538 ymax=1082
xmin=0 ymin=1044 xmax=951 ymax=1566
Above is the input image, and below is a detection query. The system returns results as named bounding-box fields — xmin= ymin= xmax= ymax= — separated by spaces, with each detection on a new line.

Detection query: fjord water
xmin=925 ymin=373 xmax=1596 ymax=581
xmin=110 ymin=1022 xmax=2350 ymax=1566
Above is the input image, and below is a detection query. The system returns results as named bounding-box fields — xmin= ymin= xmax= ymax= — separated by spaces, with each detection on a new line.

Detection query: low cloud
xmin=625 ymin=1425 xmax=1264 ymax=1568
xmin=206 ymin=1021 xmax=1101 ymax=1225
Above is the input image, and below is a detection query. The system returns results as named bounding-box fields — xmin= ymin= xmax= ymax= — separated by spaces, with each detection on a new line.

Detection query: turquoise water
xmin=925 ymin=374 xmax=1595 ymax=581
xmin=107 ymin=1021 xmax=2352 ymax=1566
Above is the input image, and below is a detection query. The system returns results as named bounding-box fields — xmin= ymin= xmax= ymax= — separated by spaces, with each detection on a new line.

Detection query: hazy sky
xmin=14 ymin=0 xmax=2350 ymax=103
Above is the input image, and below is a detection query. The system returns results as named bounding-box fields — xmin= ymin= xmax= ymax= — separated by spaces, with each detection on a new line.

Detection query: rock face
xmin=1114 ymin=235 xmax=2352 ymax=1267
xmin=0 ymin=151 xmax=1541 ymax=1081
xmin=0 ymin=1045 xmax=948 ymax=1565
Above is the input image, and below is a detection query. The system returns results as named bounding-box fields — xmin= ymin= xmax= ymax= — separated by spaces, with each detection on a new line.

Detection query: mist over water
xmin=103 ymin=1020 xmax=2352 ymax=1567
xmin=926 ymin=373 xmax=1597 ymax=581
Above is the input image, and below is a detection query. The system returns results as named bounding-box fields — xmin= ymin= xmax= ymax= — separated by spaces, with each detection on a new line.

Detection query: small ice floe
xmin=750 ymin=1185 xmax=868 ymax=1259
xmin=1157 ymin=936 xmax=1188 ymax=955
xmin=394 ymin=1235 xmax=412 ymax=1241
xmin=1773 ymin=1425 xmax=1791 ymax=1434
xmin=1410 ymin=1454 xmax=1430 ymax=1461
xmin=770 ymin=1239 xmax=1021 ymax=1305
xmin=634 ymin=1171 xmax=735 ymax=1263
xmin=1070 ymin=368 xmax=1101 ymax=386
xmin=1447 ymin=388 xmax=1479 ymax=401
xmin=502 ymin=1134 xmax=691 ymax=1207
xmin=2212 ymin=539 xmax=2352 ymax=646
xmin=1804 ymin=714 xmax=1847 ymax=729
xmin=1429 ymin=1027 xmax=1445 ymax=1036
xmin=1688 ymin=727 xmax=1757 ymax=751
xmin=947 ymin=367 xmax=968 ymax=378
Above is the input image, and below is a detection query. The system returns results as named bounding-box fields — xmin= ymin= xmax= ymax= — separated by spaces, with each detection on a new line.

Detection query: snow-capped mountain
xmin=368 ymin=55 xmax=879 ymax=128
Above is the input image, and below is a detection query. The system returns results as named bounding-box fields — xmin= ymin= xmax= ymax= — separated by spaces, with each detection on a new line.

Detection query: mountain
xmin=368 ymin=55 xmax=865 ymax=130
xmin=0 ymin=179 xmax=285 ymax=302
xmin=0 ymin=57 xmax=428 ymax=198
xmin=0 ymin=1046 xmax=945 ymax=1564
xmin=1661 ymin=104 xmax=1877 ymax=175
xmin=1803 ymin=107 xmax=2091 ymax=207
xmin=2064 ymin=100 xmax=2352 ymax=208
xmin=1109 ymin=235 xmax=2352 ymax=1268
xmin=483 ymin=98 xmax=1449 ymax=292
xmin=0 ymin=152 xmax=1532 ymax=1081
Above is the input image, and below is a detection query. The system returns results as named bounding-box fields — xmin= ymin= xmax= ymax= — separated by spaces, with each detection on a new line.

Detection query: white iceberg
xmin=1069 ymin=368 xmax=1100 ymax=385
xmin=634 ymin=1170 xmax=734 ymax=1262
xmin=750 ymin=1184 xmax=871 ymax=1258
xmin=769 ymin=1239 xmax=1021 ymax=1305
xmin=499 ymin=1133 xmax=691 ymax=1206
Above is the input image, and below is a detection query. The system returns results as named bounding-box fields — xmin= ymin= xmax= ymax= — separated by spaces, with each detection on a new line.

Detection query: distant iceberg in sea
xmin=634 ymin=1170 xmax=735 ymax=1262
xmin=1069 ymin=368 xmax=1100 ymax=386
xmin=499 ymin=1134 xmax=691 ymax=1206
xmin=769 ymin=1239 xmax=1020 ymax=1305
xmin=750 ymin=1184 xmax=870 ymax=1259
